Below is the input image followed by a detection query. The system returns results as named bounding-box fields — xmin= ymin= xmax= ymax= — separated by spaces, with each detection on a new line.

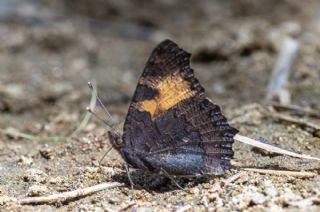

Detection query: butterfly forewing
xmin=120 ymin=39 xmax=238 ymax=176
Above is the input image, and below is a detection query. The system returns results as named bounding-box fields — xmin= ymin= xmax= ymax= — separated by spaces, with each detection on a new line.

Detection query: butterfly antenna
xmin=87 ymin=82 xmax=121 ymax=133
xmin=86 ymin=105 xmax=117 ymax=168
xmin=86 ymin=107 xmax=113 ymax=127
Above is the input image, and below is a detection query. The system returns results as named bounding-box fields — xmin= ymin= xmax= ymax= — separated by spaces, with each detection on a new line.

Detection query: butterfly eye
xmin=108 ymin=131 xmax=122 ymax=149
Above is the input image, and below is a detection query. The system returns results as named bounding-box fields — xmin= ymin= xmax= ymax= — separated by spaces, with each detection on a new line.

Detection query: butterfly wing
xmin=121 ymin=40 xmax=238 ymax=175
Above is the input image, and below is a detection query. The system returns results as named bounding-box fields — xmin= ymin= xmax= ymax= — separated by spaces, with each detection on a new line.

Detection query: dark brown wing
xmin=121 ymin=40 xmax=238 ymax=175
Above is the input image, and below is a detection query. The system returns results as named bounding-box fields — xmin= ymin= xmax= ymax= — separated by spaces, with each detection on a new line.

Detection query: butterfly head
xmin=108 ymin=130 xmax=123 ymax=150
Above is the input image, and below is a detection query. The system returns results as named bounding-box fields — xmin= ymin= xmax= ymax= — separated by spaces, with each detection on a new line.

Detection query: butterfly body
xmin=109 ymin=40 xmax=238 ymax=176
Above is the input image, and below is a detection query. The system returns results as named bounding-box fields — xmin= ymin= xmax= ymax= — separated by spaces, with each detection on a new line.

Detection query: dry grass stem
xmin=6 ymin=182 xmax=123 ymax=205
xmin=266 ymin=37 xmax=299 ymax=104
xmin=234 ymin=134 xmax=320 ymax=161
xmin=243 ymin=168 xmax=317 ymax=177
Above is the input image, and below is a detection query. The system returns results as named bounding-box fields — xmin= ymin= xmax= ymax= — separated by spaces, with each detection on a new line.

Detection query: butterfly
xmin=108 ymin=39 xmax=238 ymax=176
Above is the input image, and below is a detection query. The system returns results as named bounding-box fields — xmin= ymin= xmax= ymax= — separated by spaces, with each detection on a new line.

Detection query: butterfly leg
xmin=124 ymin=163 xmax=135 ymax=200
xmin=98 ymin=146 xmax=113 ymax=166
xmin=160 ymin=168 xmax=185 ymax=190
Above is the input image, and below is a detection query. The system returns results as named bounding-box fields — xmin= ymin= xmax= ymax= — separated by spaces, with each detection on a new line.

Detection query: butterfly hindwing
xmin=120 ymin=40 xmax=238 ymax=176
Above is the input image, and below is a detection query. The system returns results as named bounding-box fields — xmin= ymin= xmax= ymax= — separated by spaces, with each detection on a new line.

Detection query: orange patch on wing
xmin=138 ymin=74 xmax=195 ymax=118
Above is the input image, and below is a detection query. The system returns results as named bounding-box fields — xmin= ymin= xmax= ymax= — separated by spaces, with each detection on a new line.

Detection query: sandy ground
xmin=0 ymin=0 xmax=319 ymax=211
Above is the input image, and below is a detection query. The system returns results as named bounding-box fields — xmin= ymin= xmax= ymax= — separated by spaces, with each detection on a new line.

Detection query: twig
xmin=0 ymin=128 xmax=65 ymax=142
xmin=224 ymin=172 xmax=242 ymax=184
xmin=270 ymin=112 xmax=320 ymax=136
xmin=234 ymin=134 xmax=320 ymax=161
xmin=243 ymin=168 xmax=317 ymax=178
xmin=271 ymin=103 xmax=320 ymax=118
xmin=104 ymin=208 xmax=116 ymax=212
xmin=266 ymin=37 xmax=299 ymax=104
xmin=5 ymin=182 xmax=123 ymax=205
xmin=118 ymin=202 xmax=136 ymax=211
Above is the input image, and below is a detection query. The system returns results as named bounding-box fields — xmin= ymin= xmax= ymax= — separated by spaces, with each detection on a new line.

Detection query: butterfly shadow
xmin=111 ymin=168 xmax=214 ymax=193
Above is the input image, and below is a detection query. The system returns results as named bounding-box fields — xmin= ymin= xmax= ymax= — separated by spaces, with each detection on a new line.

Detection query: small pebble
xmin=23 ymin=168 xmax=47 ymax=183
xmin=39 ymin=148 xmax=53 ymax=159
xmin=250 ymin=192 xmax=267 ymax=205
xmin=288 ymin=199 xmax=313 ymax=208
xmin=18 ymin=156 xmax=33 ymax=165
xmin=136 ymin=207 xmax=154 ymax=212
xmin=101 ymin=167 xmax=116 ymax=176
xmin=27 ymin=184 xmax=48 ymax=197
